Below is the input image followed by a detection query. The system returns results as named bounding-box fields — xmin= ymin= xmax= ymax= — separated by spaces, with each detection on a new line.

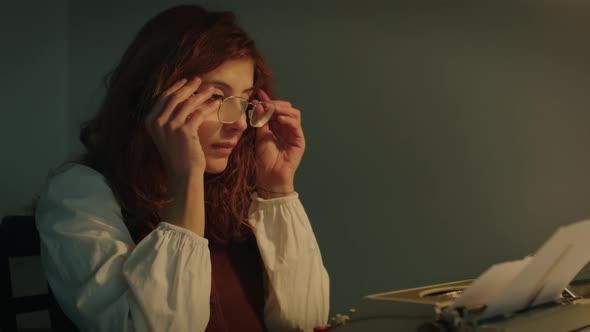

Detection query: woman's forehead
xmin=201 ymin=58 xmax=255 ymax=86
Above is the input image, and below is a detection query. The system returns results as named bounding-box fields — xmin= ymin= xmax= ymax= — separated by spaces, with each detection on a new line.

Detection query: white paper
xmin=448 ymin=257 xmax=532 ymax=310
xmin=447 ymin=219 xmax=590 ymax=320
xmin=482 ymin=219 xmax=590 ymax=319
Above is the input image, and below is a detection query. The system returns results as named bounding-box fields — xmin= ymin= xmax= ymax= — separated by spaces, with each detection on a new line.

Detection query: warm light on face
xmin=196 ymin=58 xmax=255 ymax=174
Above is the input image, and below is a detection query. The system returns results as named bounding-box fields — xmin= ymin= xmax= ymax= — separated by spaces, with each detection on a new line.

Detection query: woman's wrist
xmin=167 ymin=169 xmax=205 ymax=192
xmin=256 ymin=186 xmax=296 ymax=199
xmin=164 ymin=171 xmax=206 ymax=236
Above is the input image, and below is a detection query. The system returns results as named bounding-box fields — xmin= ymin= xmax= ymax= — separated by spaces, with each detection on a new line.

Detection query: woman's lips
xmin=211 ymin=144 xmax=235 ymax=155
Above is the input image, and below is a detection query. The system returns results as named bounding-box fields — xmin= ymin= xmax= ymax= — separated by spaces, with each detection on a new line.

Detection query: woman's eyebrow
xmin=205 ymin=80 xmax=254 ymax=94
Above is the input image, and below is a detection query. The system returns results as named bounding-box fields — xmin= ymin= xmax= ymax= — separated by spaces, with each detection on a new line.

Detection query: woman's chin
xmin=204 ymin=159 xmax=229 ymax=174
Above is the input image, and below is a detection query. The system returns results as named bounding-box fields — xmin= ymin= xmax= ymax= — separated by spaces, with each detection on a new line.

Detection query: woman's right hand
xmin=144 ymin=76 xmax=216 ymax=236
xmin=145 ymin=76 xmax=219 ymax=179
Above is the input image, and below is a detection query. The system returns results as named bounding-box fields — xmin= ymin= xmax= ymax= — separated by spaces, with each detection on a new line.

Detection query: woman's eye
xmin=209 ymin=94 xmax=224 ymax=102
xmin=205 ymin=94 xmax=224 ymax=105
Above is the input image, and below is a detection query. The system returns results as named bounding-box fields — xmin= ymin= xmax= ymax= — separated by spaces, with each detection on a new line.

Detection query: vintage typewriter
xmin=325 ymin=219 xmax=590 ymax=332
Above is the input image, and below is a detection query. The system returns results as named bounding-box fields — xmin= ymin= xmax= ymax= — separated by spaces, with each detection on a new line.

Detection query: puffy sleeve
xmin=35 ymin=164 xmax=212 ymax=332
xmin=248 ymin=193 xmax=330 ymax=331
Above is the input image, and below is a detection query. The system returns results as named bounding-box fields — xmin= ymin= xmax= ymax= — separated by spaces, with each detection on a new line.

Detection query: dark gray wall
xmin=1 ymin=1 xmax=69 ymax=328
xmin=3 ymin=1 xmax=590 ymax=327
xmin=1 ymin=1 xmax=68 ymax=216
xmin=240 ymin=2 xmax=590 ymax=312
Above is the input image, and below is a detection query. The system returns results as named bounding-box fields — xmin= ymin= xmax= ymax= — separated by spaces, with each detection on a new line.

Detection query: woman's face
xmin=198 ymin=57 xmax=254 ymax=174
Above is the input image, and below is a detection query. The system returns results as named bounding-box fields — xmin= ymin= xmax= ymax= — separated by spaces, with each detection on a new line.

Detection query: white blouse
xmin=35 ymin=164 xmax=330 ymax=332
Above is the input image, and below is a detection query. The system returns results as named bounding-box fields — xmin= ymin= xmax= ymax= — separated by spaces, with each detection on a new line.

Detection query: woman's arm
xmin=248 ymin=192 xmax=330 ymax=331
xmin=35 ymin=165 xmax=211 ymax=331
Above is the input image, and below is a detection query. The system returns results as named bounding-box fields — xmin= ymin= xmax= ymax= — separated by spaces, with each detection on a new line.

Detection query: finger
xmin=255 ymin=110 xmax=301 ymax=140
xmin=275 ymin=115 xmax=304 ymax=134
xmin=144 ymin=98 xmax=164 ymax=132
xmin=145 ymin=78 xmax=188 ymax=127
xmin=264 ymin=113 xmax=304 ymax=139
xmin=184 ymin=99 xmax=220 ymax=130
xmin=257 ymin=89 xmax=272 ymax=102
xmin=161 ymin=78 xmax=189 ymax=98
xmin=272 ymin=106 xmax=301 ymax=120
xmin=166 ymin=76 xmax=204 ymax=107
xmin=157 ymin=76 xmax=203 ymax=124
xmin=268 ymin=116 xmax=305 ymax=148
xmin=258 ymin=90 xmax=293 ymax=111
xmin=170 ymin=86 xmax=217 ymax=127
xmin=259 ymin=99 xmax=293 ymax=111
xmin=256 ymin=90 xmax=293 ymax=108
xmin=175 ymin=76 xmax=204 ymax=98
xmin=255 ymin=118 xmax=274 ymax=140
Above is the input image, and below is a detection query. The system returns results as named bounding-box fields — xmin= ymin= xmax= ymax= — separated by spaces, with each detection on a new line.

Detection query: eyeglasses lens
xmin=218 ymin=96 xmax=275 ymax=127
xmin=218 ymin=96 xmax=248 ymax=123
xmin=249 ymin=102 xmax=275 ymax=127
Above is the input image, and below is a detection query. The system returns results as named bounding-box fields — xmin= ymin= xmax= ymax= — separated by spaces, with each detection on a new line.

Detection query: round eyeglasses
xmin=213 ymin=95 xmax=275 ymax=128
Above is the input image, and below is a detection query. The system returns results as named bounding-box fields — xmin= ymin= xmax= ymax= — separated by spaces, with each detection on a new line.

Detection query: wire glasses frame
xmin=215 ymin=95 xmax=276 ymax=128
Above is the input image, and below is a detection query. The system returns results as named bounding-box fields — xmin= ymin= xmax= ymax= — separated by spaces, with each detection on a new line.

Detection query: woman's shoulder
xmin=47 ymin=162 xmax=106 ymax=187
xmin=36 ymin=162 xmax=125 ymax=231
xmin=35 ymin=162 xmax=134 ymax=251
xmin=40 ymin=162 xmax=115 ymax=204
xmin=49 ymin=162 xmax=104 ymax=180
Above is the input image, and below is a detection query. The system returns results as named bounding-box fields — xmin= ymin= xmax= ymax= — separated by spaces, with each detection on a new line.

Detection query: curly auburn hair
xmin=79 ymin=5 xmax=273 ymax=245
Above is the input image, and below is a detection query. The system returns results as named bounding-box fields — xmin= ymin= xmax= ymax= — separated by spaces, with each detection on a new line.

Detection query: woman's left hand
xmin=255 ymin=89 xmax=305 ymax=194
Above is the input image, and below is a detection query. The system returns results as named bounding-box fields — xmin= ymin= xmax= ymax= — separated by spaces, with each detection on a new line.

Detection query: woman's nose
xmin=225 ymin=112 xmax=247 ymax=133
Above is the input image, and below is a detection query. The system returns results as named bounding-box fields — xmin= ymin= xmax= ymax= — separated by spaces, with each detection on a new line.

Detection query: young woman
xmin=35 ymin=5 xmax=329 ymax=331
